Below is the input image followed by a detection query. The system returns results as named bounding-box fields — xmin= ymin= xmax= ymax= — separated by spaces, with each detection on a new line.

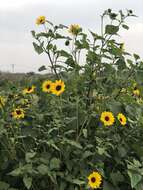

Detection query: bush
xmin=0 ymin=9 xmax=143 ymax=190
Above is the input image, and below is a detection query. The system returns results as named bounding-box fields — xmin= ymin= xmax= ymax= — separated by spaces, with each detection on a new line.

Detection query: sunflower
xmin=117 ymin=113 xmax=127 ymax=126
xmin=100 ymin=111 xmax=115 ymax=126
xmin=36 ymin=16 xmax=46 ymax=25
xmin=132 ymin=83 xmax=140 ymax=96
xmin=23 ymin=85 xmax=36 ymax=94
xmin=119 ymin=43 xmax=125 ymax=51
xmin=51 ymin=80 xmax=65 ymax=96
xmin=88 ymin=171 xmax=102 ymax=189
xmin=11 ymin=108 xmax=25 ymax=119
xmin=133 ymin=88 xmax=140 ymax=96
xmin=42 ymin=80 xmax=53 ymax=93
xmin=0 ymin=96 xmax=6 ymax=108
xmin=68 ymin=24 xmax=81 ymax=35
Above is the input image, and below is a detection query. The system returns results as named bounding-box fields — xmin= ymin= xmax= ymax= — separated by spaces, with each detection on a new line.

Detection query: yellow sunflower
xmin=68 ymin=24 xmax=81 ymax=35
xmin=117 ymin=113 xmax=127 ymax=126
xmin=23 ymin=85 xmax=36 ymax=94
xmin=100 ymin=111 xmax=115 ymax=126
xmin=42 ymin=80 xmax=53 ymax=93
xmin=51 ymin=80 xmax=65 ymax=96
xmin=133 ymin=88 xmax=140 ymax=96
xmin=0 ymin=96 xmax=6 ymax=108
xmin=36 ymin=16 xmax=46 ymax=25
xmin=88 ymin=171 xmax=102 ymax=189
xmin=11 ymin=108 xmax=25 ymax=119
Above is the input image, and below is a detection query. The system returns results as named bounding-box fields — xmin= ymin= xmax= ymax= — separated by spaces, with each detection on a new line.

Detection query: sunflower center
xmin=27 ymin=87 xmax=32 ymax=91
xmin=56 ymin=85 xmax=62 ymax=91
xmin=120 ymin=118 xmax=123 ymax=122
xmin=16 ymin=110 xmax=21 ymax=115
xmin=91 ymin=177 xmax=96 ymax=183
xmin=46 ymin=84 xmax=50 ymax=89
xmin=105 ymin=116 xmax=109 ymax=121
xmin=134 ymin=87 xmax=137 ymax=90
xmin=40 ymin=19 xmax=43 ymax=23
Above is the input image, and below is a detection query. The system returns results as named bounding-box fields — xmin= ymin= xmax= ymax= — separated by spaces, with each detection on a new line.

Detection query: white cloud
xmin=120 ymin=22 xmax=143 ymax=55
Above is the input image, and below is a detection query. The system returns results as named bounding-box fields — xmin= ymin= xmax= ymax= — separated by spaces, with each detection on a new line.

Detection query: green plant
xmin=0 ymin=9 xmax=143 ymax=190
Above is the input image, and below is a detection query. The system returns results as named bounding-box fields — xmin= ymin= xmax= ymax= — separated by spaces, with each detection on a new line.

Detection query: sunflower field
xmin=0 ymin=9 xmax=143 ymax=190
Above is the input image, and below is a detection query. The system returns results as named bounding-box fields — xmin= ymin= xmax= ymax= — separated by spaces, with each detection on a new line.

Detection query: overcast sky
xmin=0 ymin=0 xmax=143 ymax=73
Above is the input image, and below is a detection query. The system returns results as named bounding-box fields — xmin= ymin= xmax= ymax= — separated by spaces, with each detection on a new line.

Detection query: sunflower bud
xmin=110 ymin=13 xmax=117 ymax=20
xmin=65 ymin=40 xmax=70 ymax=46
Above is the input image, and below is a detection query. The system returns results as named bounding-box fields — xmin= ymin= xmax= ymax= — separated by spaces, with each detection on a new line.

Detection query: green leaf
xmin=135 ymin=70 xmax=143 ymax=84
xmin=72 ymin=179 xmax=85 ymax=185
xmin=115 ymin=58 xmax=126 ymax=70
xmin=122 ymin=24 xmax=129 ymax=30
xmin=33 ymin=42 xmax=43 ymax=54
xmin=31 ymin=30 xmax=36 ymax=37
xmin=0 ymin=181 xmax=10 ymax=190
xmin=37 ymin=164 xmax=49 ymax=175
xmin=110 ymin=171 xmax=124 ymax=186
xmin=103 ymin=181 xmax=115 ymax=190
xmin=105 ymin=25 xmax=119 ymax=35
xmin=82 ymin=151 xmax=93 ymax=159
xmin=128 ymin=170 xmax=142 ymax=188
xmin=50 ymin=158 xmax=61 ymax=170
xmin=133 ymin=53 xmax=140 ymax=60
xmin=59 ymin=181 xmax=67 ymax=190
xmin=82 ymin=129 xmax=87 ymax=138
xmin=63 ymin=139 xmax=82 ymax=149
xmin=25 ymin=152 xmax=36 ymax=163
xmin=23 ymin=176 xmax=32 ymax=189
xmin=9 ymin=168 xmax=22 ymax=177
xmin=118 ymin=146 xmax=127 ymax=157
xmin=59 ymin=50 xmax=70 ymax=57
xmin=55 ymin=33 xmax=67 ymax=39
xmin=135 ymin=180 xmax=143 ymax=190
xmin=65 ymin=57 xmax=76 ymax=68
xmin=38 ymin=65 xmax=47 ymax=72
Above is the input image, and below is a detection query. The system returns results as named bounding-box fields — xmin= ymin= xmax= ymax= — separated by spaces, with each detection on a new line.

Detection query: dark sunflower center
xmin=27 ymin=87 xmax=32 ymax=91
xmin=56 ymin=85 xmax=62 ymax=91
xmin=40 ymin=19 xmax=43 ymax=23
xmin=16 ymin=110 xmax=21 ymax=115
xmin=134 ymin=87 xmax=137 ymax=90
xmin=105 ymin=116 xmax=109 ymax=121
xmin=91 ymin=177 xmax=96 ymax=183
xmin=46 ymin=84 xmax=50 ymax=89
xmin=120 ymin=118 xmax=123 ymax=122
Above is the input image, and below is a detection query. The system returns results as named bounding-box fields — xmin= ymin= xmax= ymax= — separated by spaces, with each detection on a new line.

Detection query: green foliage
xmin=0 ymin=9 xmax=143 ymax=190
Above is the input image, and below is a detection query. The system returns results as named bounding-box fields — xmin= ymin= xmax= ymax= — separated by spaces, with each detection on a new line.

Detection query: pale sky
xmin=0 ymin=0 xmax=143 ymax=73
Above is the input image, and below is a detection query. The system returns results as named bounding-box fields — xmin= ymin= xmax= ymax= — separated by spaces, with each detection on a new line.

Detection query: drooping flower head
xmin=88 ymin=171 xmax=102 ymax=189
xmin=100 ymin=111 xmax=115 ymax=126
xmin=11 ymin=108 xmax=25 ymax=119
xmin=133 ymin=83 xmax=140 ymax=97
xmin=133 ymin=87 xmax=140 ymax=97
xmin=117 ymin=113 xmax=127 ymax=126
xmin=119 ymin=43 xmax=125 ymax=51
xmin=36 ymin=16 xmax=46 ymax=25
xmin=42 ymin=80 xmax=53 ymax=93
xmin=23 ymin=85 xmax=36 ymax=94
xmin=51 ymin=80 xmax=65 ymax=96
xmin=68 ymin=24 xmax=81 ymax=35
